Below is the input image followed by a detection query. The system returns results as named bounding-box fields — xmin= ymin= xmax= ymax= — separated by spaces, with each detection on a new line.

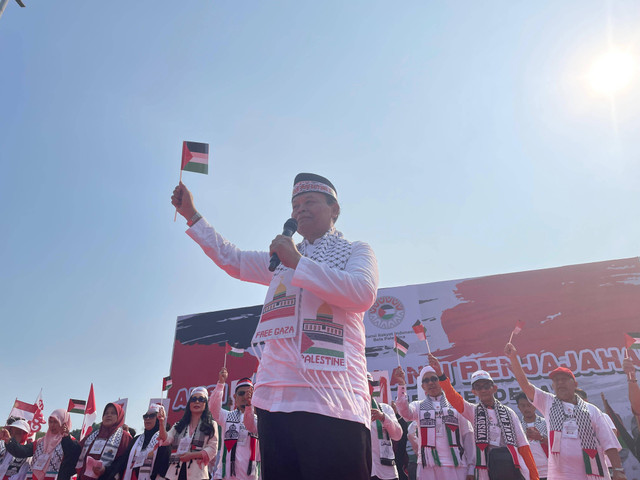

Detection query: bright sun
xmin=588 ymin=50 xmax=637 ymax=95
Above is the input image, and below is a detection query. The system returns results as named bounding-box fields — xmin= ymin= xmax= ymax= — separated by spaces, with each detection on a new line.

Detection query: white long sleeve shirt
xmin=187 ymin=219 xmax=379 ymax=427
xmin=370 ymin=402 xmax=403 ymax=480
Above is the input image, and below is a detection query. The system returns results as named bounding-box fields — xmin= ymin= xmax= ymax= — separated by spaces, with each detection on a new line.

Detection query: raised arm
xmin=208 ymin=368 xmax=227 ymax=424
xmin=243 ymin=389 xmax=258 ymax=435
xmin=392 ymin=366 xmax=419 ymax=421
xmin=429 ymin=354 xmax=469 ymax=418
xmin=504 ymin=343 xmax=535 ymax=401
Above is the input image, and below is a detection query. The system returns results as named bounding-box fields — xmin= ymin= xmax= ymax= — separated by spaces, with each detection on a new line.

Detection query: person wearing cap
xmin=119 ymin=405 xmax=170 ymax=480
xmin=367 ymin=373 xmax=403 ymax=480
xmin=514 ymin=392 xmax=548 ymax=480
xmin=2 ymin=410 xmax=81 ymax=480
xmin=392 ymin=365 xmax=475 ymax=480
xmin=158 ymin=388 xmax=217 ymax=480
xmin=76 ymin=403 xmax=133 ymax=480
xmin=505 ymin=342 xmax=624 ymax=480
xmin=171 ymin=173 xmax=378 ymax=480
xmin=428 ymin=355 xmax=538 ymax=480
xmin=0 ymin=419 xmax=33 ymax=480
xmin=209 ymin=367 xmax=258 ymax=480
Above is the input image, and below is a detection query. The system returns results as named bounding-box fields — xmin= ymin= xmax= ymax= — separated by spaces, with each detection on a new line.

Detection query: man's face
xmin=234 ymin=386 xmax=251 ymax=410
xmin=421 ymin=373 xmax=442 ymax=397
xmin=291 ymin=192 xmax=339 ymax=242
xmin=517 ymin=398 xmax=536 ymax=420
xmin=472 ymin=380 xmax=497 ymax=404
xmin=7 ymin=427 xmax=27 ymax=444
xmin=551 ymin=374 xmax=577 ymax=402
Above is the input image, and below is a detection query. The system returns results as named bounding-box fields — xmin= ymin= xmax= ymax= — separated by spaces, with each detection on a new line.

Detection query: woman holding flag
xmin=119 ymin=405 xmax=169 ymax=480
xmin=2 ymin=409 xmax=81 ymax=480
xmin=75 ymin=403 xmax=133 ymax=480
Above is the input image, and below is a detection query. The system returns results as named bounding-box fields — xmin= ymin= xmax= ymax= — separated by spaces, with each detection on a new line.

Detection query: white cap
xmin=7 ymin=419 xmax=30 ymax=433
xmin=419 ymin=366 xmax=436 ymax=380
xmin=190 ymin=386 xmax=209 ymax=399
xmin=470 ymin=370 xmax=493 ymax=385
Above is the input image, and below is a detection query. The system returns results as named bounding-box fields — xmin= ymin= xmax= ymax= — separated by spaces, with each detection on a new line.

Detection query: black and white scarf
xmin=122 ymin=432 xmax=159 ymax=480
xmin=29 ymin=440 xmax=65 ymax=479
xmin=274 ymin=228 xmax=352 ymax=276
xmin=371 ymin=400 xmax=395 ymax=466
xmin=521 ymin=414 xmax=549 ymax=457
xmin=419 ymin=395 xmax=462 ymax=467
xmin=76 ymin=428 xmax=124 ymax=470
xmin=0 ymin=445 xmax=28 ymax=479
xmin=220 ymin=409 xmax=257 ymax=478
xmin=548 ymin=395 xmax=604 ymax=478
xmin=169 ymin=422 xmax=210 ymax=476
xmin=474 ymin=401 xmax=519 ymax=470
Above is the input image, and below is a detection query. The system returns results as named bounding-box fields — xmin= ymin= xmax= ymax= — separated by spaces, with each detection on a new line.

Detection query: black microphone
xmin=269 ymin=218 xmax=298 ymax=272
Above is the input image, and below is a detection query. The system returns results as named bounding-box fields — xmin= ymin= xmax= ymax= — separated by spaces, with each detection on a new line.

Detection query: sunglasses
xmin=422 ymin=376 xmax=439 ymax=384
xmin=142 ymin=413 xmax=157 ymax=420
xmin=190 ymin=396 xmax=207 ymax=403
xmin=473 ymin=383 xmax=494 ymax=391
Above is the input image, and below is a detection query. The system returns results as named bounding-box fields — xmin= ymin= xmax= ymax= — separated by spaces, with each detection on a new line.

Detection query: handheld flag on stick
xmin=508 ymin=320 xmax=524 ymax=344
xmin=9 ymin=399 xmax=37 ymax=421
xmin=174 ymin=141 xmax=209 ymax=221
xmin=67 ymin=399 xmax=86 ymax=414
xmin=393 ymin=334 xmax=409 ymax=366
xmin=80 ymin=384 xmax=96 ymax=441
xmin=625 ymin=332 xmax=640 ymax=353
xmin=162 ymin=376 xmax=173 ymax=391
xmin=601 ymin=392 xmax=639 ymax=462
xmin=413 ymin=320 xmax=431 ymax=354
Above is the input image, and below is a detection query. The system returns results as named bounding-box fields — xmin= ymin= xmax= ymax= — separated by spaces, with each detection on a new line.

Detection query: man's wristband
xmin=187 ymin=211 xmax=202 ymax=227
xmin=438 ymin=373 xmax=447 ymax=381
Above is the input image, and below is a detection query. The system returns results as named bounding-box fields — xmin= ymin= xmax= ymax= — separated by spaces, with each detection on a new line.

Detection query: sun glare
xmin=588 ymin=50 xmax=637 ymax=95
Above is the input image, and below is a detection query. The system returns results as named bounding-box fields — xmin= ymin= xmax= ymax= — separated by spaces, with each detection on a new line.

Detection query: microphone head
xmin=283 ymin=218 xmax=298 ymax=235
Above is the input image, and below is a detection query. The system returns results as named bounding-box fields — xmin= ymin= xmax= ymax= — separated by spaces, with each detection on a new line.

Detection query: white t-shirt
xmin=370 ymin=402 xmax=403 ymax=480
xmin=532 ymin=388 xmax=620 ymax=480
xmin=524 ymin=419 xmax=548 ymax=477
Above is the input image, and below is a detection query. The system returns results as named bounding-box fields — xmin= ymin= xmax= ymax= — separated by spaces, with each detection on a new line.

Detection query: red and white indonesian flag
xmin=512 ymin=320 xmax=524 ymax=336
xmin=625 ymin=332 xmax=640 ymax=350
xmin=81 ymin=384 xmax=97 ymax=441
xmin=181 ymin=141 xmax=209 ymax=175
xmin=9 ymin=400 xmax=37 ymax=421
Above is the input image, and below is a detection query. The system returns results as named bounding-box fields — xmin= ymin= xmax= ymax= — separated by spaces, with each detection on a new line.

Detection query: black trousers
xmin=257 ymin=408 xmax=372 ymax=480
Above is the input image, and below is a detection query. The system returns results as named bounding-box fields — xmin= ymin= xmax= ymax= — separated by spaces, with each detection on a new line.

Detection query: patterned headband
xmin=292 ymin=180 xmax=337 ymax=200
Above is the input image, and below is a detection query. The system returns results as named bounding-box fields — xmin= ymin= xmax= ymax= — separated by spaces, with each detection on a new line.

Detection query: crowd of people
xmin=2 ymin=171 xmax=635 ymax=480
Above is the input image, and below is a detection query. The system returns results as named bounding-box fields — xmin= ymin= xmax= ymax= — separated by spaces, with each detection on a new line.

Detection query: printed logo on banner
xmin=367 ymin=296 xmax=405 ymax=329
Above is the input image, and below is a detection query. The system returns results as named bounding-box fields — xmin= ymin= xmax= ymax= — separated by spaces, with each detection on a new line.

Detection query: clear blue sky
xmin=1 ymin=1 xmax=639 ymax=432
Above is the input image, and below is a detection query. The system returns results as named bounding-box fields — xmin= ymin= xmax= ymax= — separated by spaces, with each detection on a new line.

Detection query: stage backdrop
xmin=168 ymin=257 xmax=640 ymax=475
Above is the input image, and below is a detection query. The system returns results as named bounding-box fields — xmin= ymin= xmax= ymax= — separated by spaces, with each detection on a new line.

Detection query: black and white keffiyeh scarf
xmin=419 ymin=395 xmax=462 ymax=467
xmin=220 ymin=409 xmax=257 ymax=478
xmin=274 ymin=228 xmax=352 ymax=276
xmin=76 ymin=427 xmax=125 ymax=470
xmin=30 ymin=440 xmax=64 ymax=479
xmin=521 ymin=414 xmax=549 ymax=457
xmin=474 ymin=401 xmax=519 ymax=470
xmin=548 ymin=395 xmax=604 ymax=478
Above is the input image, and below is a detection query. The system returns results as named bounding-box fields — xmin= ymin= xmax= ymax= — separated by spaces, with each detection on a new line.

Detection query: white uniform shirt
xmin=523 ymin=418 xmax=548 ymax=478
xmin=187 ymin=219 xmax=379 ymax=427
xmin=370 ymin=402 xmax=403 ymax=480
xmin=532 ymin=388 xmax=620 ymax=480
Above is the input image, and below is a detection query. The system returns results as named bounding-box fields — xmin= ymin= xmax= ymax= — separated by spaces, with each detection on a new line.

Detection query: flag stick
xmin=624 ymin=348 xmax=634 ymax=381
xmin=508 ymin=330 xmax=515 ymax=345
xmin=424 ymin=337 xmax=432 ymax=355
xmin=394 ymin=334 xmax=400 ymax=367
xmin=174 ymin=170 xmax=183 ymax=222
xmin=223 ymin=342 xmax=228 ymax=369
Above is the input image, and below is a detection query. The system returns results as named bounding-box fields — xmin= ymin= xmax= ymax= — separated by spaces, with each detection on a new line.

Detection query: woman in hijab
xmin=1 ymin=410 xmax=81 ymax=480
xmin=119 ymin=405 xmax=169 ymax=480
xmin=75 ymin=403 xmax=132 ymax=480
xmin=158 ymin=387 xmax=217 ymax=480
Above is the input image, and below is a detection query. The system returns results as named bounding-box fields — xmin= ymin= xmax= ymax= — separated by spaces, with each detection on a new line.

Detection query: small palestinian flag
xmin=412 ymin=320 xmax=427 ymax=341
xmin=67 ymin=399 xmax=86 ymax=414
xmin=162 ymin=376 xmax=173 ymax=391
xmin=393 ymin=335 xmax=409 ymax=358
xmin=181 ymin=141 xmax=209 ymax=175
xmin=228 ymin=346 xmax=245 ymax=358
xmin=625 ymin=332 xmax=640 ymax=350
xmin=512 ymin=320 xmax=524 ymax=336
